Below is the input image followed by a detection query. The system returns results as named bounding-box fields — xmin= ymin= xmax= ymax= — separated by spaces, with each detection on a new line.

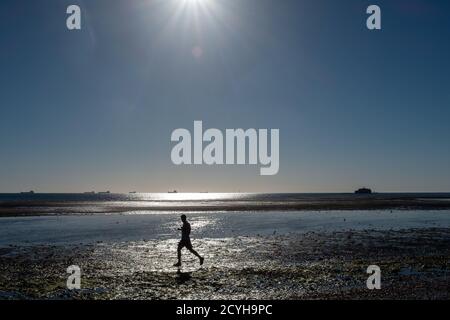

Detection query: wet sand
xmin=1 ymin=228 xmax=449 ymax=300
xmin=1 ymin=210 xmax=449 ymax=246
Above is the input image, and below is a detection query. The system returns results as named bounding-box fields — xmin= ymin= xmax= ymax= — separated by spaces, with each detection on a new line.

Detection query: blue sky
xmin=1 ymin=0 xmax=449 ymax=192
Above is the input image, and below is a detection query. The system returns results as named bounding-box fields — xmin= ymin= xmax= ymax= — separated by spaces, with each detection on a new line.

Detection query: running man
xmin=173 ymin=214 xmax=204 ymax=267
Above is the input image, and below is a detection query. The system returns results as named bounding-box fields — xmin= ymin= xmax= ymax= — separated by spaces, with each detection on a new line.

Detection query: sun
xmin=183 ymin=0 xmax=209 ymax=5
xmin=173 ymin=0 xmax=215 ymax=15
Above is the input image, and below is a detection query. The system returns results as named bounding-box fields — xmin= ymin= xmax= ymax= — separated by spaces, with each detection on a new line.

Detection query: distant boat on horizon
xmin=84 ymin=191 xmax=96 ymax=194
xmin=168 ymin=190 xmax=178 ymax=193
xmin=20 ymin=190 xmax=35 ymax=194
xmin=98 ymin=191 xmax=111 ymax=194
xmin=355 ymin=187 xmax=372 ymax=194
xmin=129 ymin=191 xmax=137 ymax=194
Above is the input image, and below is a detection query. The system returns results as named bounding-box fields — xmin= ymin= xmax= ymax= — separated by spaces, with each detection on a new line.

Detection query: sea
xmin=0 ymin=193 xmax=449 ymax=246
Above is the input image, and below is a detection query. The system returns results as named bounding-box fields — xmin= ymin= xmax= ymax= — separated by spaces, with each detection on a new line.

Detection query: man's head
xmin=180 ymin=214 xmax=187 ymax=222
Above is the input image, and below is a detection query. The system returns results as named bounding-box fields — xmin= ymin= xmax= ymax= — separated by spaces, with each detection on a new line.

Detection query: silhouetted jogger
xmin=173 ymin=214 xmax=204 ymax=267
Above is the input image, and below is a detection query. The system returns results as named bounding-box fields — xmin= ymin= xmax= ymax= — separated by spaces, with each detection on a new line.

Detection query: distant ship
xmin=129 ymin=191 xmax=137 ymax=194
xmin=20 ymin=190 xmax=35 ymax=194
xmin=84 ymin=191 xmax=96 ymax=194
xmin=168 ymin=190 xmax=178 ymax=193
xmin=355 ymin=187 xmax=372 ymax=194
xmin=98 ymin=191 xmax=111 ymax=194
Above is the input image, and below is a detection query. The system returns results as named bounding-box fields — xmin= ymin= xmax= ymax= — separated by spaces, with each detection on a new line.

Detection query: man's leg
xmin=187 ymin=244 xmax=204 ymax=265
xmin=174 ymin=242 xmax=183 ymax=267
xmin=188 ymin=247 xmax=201 ymax=259
xmin=178 ymin=245 xmax=182 ymax=262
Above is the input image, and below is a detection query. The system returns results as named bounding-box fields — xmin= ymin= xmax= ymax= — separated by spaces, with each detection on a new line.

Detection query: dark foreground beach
xmin=0 ymin=193 xmax=449 ymax=300
xmin=1 ymin=227 xmax=449 ymax=300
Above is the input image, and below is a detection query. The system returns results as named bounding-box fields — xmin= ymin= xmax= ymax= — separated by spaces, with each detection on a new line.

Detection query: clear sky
xmin=1 ymin=0 xmax=450 ymax=193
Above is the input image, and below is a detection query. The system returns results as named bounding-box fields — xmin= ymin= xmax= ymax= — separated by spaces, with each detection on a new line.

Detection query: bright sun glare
xmin=183 ymin=0 xmax=208 ymax=5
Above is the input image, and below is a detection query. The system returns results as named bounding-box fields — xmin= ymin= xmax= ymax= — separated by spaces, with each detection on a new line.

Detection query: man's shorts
xmin=178 ymin=239 xmax=193 ymax=250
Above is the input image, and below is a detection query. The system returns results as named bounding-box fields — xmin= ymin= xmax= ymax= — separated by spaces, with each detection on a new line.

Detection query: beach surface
xmin=0 ymin=209 xmax=449 ymax=300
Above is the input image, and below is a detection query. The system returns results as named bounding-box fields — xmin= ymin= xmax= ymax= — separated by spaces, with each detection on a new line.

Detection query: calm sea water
xmin=1 ymin=210 xmax=449 ymax=246
xmin=1 ymin=193 xmax=449 ymax=245
xmin=1 ymin=193 xmax=450 ymax=216
xmin=1 ymin=192 xmax=450 ymax=203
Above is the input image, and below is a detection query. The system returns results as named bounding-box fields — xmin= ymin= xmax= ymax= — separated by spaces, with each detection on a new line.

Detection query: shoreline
xmin=2 ymin=198 xmax=450 ymax=217
xmin=1 ymin=210 xmax=449 ymax=247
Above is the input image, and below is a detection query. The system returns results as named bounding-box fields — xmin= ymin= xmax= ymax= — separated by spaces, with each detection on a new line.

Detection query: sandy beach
xmin=0 ymin=228 xmax=448 ymax=300
xmin=1 ymin=209 xmax=449 ymax=300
